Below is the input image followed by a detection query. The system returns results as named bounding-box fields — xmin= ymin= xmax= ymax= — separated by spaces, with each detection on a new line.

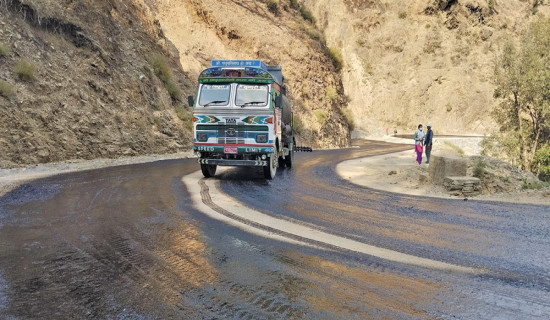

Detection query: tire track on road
xmin=183 ymin=170 xmax=481 ymax=274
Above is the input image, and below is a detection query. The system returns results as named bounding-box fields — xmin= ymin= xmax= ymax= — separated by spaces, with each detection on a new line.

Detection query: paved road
xmin=0 ymin=140 xmax=549 ymax=319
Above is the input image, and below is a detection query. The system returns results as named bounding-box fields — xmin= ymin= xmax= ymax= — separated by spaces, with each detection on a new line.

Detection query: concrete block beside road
xmin=429 ymin=155 xmax=468 ymax=185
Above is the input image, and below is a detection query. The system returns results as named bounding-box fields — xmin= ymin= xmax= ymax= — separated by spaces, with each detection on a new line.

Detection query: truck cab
xmin=190 ymin=60 xmax=293 ymax=179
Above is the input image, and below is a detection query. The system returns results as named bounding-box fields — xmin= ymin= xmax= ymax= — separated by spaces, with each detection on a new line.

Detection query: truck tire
xmin=201 ymin=163 xmax=217 ymax=178
xmin=284 ymin=151 xmax=292 ymax=168
xmin=263 ymin=153 xmax=277 ymax=179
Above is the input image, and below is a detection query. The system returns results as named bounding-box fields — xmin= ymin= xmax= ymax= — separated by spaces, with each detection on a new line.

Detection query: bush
xmin=290 ymin=0 xmax=299 ymax=9
xmin=150 ymin=54 xmax=171 ymax=83
xmin=342 ymin=107 xmax=355 ymax=131
xmin=314 ymin=109 xmax=327 ymax=125
xmin=328 ymin=47 xmax=343 ymax=72
xmin=293 ymin=113 xmax=303 ymax=134
xmin=398 ymin=11 xmax=407 ymax=19
xmin=150 ymin=54 xmax=181 ymax=101
xmin=165 ymin=79 xmax=182 ymax=101
xmin=0 ymin=80 xmax=15 ymax=98
xmin=325 ymin=86 xmax=338 ymax=102
xmin=14 ymin=59 xmax=37 ymax=81
xmin=534 ymin=144 xmax=550 ymax=181
xmin=266 ymin=0 xmax=279 ymax=15
xmin=444 ymin=141 xmax=465 ymax=157
xmin=299 ymin=6 xmax=316 ymax=24
xmin=0 ymin=42 xmax=10 ymax=56
xmin=473 ymin=159 xmax=486 ymax=178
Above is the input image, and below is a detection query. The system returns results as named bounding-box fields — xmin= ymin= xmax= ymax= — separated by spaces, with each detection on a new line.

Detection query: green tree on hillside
xmin=484 ymin=17 xmax=550 ymax=179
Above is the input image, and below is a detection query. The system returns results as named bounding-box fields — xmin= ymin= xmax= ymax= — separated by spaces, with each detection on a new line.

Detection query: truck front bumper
xmin=197 ymin=158 xmax=268 ymax=167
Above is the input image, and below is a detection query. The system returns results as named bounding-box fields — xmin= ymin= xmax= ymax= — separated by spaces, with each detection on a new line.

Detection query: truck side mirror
xmin=274 ymin=95 xmax=282 ymax=108
xmin=187 ymin=95 xmax=194 ymax=107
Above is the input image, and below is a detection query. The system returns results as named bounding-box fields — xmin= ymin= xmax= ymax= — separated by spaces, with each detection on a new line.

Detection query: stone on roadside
xmin=429 ymin=155 xmax=467 ymax=185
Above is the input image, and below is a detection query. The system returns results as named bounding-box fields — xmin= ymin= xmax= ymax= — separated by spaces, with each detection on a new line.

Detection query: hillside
xmin=306 ymin=0 xmax=549 ymax=136
xmin=0 ymin=0 xmax=351 ymax=167
xmin=0 ymin=0 xmax=200 ymax=167
xmin=148 ymin=0 xmax=351 ymax=148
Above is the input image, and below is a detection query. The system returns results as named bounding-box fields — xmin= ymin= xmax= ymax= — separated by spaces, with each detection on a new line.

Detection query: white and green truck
xmin=188 ymin=60 xmax=294 ymax=179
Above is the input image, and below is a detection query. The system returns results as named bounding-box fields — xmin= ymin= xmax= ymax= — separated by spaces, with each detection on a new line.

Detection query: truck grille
xmin=195 ymin=124 xmax=268 ymax=144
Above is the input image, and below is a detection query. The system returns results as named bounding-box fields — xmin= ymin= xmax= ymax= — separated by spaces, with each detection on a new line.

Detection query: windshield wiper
xmin=204 ymin=100 xmax=227 ymax=107
xmin=241 ymin=101 xmax=266 ymax=107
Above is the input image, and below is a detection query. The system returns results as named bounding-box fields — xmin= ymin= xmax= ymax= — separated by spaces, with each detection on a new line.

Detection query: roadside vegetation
xmin=444 ymin=141 xmax=466 ymax=157
xmin=150 ymin=54 xmax=181 ymax=101
xmin=483 ymin=17 xmax=550 ymax=181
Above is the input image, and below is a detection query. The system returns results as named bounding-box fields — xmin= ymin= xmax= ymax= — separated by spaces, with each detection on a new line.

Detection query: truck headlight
xmin=256 ymin=134 xmax=268 ymax=143
xmin=197 ymin=133 xmax=208 ymax=142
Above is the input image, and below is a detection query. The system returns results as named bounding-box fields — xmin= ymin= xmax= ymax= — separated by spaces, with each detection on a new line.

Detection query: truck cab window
xmin=198 ymin=84 xmax=231 ymax=107
xmin=235 ymin=84 xmax=269 ymax=107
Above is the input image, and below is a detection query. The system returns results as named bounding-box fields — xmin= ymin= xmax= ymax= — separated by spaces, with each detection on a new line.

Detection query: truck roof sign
xmin=211 ymin=60 xmax=268 ymax=71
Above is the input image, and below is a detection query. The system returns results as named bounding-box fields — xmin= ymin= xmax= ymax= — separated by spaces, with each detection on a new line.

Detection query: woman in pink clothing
xmin=413 ymin=124 xmax=425 ymax=165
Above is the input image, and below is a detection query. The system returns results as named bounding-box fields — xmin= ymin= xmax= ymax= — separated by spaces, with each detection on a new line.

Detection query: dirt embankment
xmin=0 ymin=0 xmax=194 ymax=168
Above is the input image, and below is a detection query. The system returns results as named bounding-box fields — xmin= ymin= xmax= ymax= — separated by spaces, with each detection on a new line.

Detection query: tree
xmin=487 ymin=17 xmax=550 ymax=178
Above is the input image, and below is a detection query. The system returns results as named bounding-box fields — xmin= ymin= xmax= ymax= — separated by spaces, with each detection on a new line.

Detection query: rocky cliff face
xmin=0 ymin=0 xmax=194 ymax=167
xmin=305 ymin=0 xmax=549 ymax=136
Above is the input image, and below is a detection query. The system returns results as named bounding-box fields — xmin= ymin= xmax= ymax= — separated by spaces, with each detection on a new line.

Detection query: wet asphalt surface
xmin=0 ymin=140 xmax=549 ymax=319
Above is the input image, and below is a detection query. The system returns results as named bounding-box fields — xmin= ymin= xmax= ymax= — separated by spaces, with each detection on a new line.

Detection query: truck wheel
xmin=278 ymin=156 xmax=286 ymax=168
xmin=284 ymin=151 xmax=293 ymax=168
xmin=201 ymin=163 xmax=217 ymax=178
xmin=263 ymin=153 xmax=277 ymax=179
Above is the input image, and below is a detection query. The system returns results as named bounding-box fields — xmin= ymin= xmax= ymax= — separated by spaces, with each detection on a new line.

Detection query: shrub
xmin=325 ymin=86 xmax=338 ymax=102
xmin=0 ymin=80 xmax=15 ymax=98
xmin=304 ymin=27 xmax=325 ymax=43
xmin=293 ymin=113 xmax=303 ymax=134
xmin=473 ymin=159 xmax=486 ymax=178
xmin=290 ymin=0 xmax=299 ymax=9
xmin=165 ymin=79 xmax=182 ymax=101
xmin=266 ymin=0 xmax=279 ymax=15
xmin=342 ymin=107 xmax=355 ymax=131
xmin=14 ymin=59 xmax=36 ymax=81
xmin=398 ymin=11 xmax=407 ymax=19
xmin=314 ymin=109 xmax=327 ymax=125
xmin=534 ymin=144 xmax=550 ymax=181
xmin=444 ymin=141 xmax=465 ymax=157
xmin=150 ymin=54 xmax=181 ymax=101
xmin=328 ymin=47 xmax=343 ymax=72
xmin=300 ymin=6 xmax=316 ymax=24
xmin=0 ymin=42 xmax=10 ymax=56
xmin=150 ymin=54 xmax=171 ymax=83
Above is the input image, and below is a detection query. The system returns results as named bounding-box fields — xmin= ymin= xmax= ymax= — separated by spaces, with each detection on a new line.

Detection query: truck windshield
xmin=235 ymin=84 xmax=269 ymax=107
xmin=198 ymin=84 xmax=231 ymax=107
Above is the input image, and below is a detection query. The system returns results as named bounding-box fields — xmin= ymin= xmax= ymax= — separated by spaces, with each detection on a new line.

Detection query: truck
xmin=188 ymin=60 xmax=294 ymax=179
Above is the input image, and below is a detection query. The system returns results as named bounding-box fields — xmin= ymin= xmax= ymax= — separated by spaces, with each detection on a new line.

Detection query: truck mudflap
xmin=198 ymin=158 xmax=268 ymax=167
